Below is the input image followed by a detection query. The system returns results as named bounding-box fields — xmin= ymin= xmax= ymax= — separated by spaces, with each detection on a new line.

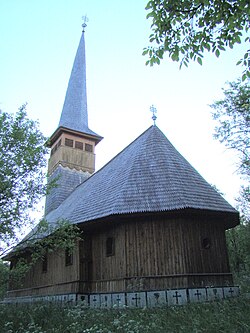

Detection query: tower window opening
xmin=85 ymin=143 xmax=93 ymax=152
xmin=51 ymin=139 xmax=62 ymax=156
xmin=75 ymin=141 xmax=84 ymax=150
xmin=65 ymin=138 xmax=74 ymax=147
xmin=56 ymin=139 xmax=62 ymax=149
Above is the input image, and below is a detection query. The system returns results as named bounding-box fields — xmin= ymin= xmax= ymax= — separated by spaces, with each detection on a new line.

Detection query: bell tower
xmin=45 ymin=22 xmax=103 ymax=215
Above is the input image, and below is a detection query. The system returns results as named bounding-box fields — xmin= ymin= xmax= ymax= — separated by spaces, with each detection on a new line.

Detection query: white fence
xmin=3 ymin=286 xmax=240 ymax=308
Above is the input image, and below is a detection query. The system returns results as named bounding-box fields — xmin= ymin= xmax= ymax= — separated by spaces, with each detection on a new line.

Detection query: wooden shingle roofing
xmin=46 ymin=126 xmax=239 ymax=228
xmin=56 ymin=29 xmax=101 ymax=140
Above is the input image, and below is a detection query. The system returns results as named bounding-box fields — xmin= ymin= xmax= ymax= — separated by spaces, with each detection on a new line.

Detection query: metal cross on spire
xmin=82 ymin=15 xmax=89 ymax=31
xmin=150 ymin=105 xmax=157 ymax=125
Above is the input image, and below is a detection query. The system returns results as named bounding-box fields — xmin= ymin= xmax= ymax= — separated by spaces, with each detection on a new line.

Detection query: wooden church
xmin=5 ymin=24 xmax=240 ymax=306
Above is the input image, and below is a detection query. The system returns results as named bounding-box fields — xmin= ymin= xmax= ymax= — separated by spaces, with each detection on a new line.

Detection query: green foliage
xmin=227 ymin=222 xmax=250 ymax=292
xmin=236 ymin=185 xmax=250 ymax=221
xmin=210 ymin=79 xmax=250 ymax=218
xmin=0 ymin=105 xmax=48 ymax=246
xmin=22 ymin=219 xmax=81 ymax=258
xmin=0 ymin=260 xmax=9 ymax=300
xmin=144 ymin=0 xmax=250 ymax=79
xmin=0 ymin=299 xmax=250 ymax=332
xmin=211 ymin=79 xmax=250 ymax=291
xmin=7 ymin=220 xmax=81 ymax=290
xmin=210 ymin=80 xmax=250 ymax=162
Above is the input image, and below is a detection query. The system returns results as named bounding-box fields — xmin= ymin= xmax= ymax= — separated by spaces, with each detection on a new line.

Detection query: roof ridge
xmin=110 ymin=125 xmax=189 ymax=213
xmin=87 ymin=125 xmax=155 ymax=180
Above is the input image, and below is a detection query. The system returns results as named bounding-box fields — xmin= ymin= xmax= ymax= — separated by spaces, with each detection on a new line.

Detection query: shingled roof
xmin=46 ymin=125 xmax=239 ymax=228
xmin=56 ymin=28 xmax=101 ymax=139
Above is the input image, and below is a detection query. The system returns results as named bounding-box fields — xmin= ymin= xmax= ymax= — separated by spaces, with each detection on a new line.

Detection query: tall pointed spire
xmin=58 ymin=23 xmax=99 ymax=137
xmin=45 ymin=24 xmax=103 ymax=215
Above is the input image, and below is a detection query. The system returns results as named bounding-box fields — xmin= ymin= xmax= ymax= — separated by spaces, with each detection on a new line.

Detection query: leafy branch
xmin=0 ymin=105 xmax=48 ymax=246
xmin=144 ymin=0 xmax=250 ymax=80
xmin=3 ymin=219 xmax=81 ymax=289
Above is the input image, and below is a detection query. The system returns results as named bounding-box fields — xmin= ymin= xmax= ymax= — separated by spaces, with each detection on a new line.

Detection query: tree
xmin=226 ymin=221 xmax=250 ymax=292
xmin=0 ymin=106 xmax=82 ymax=295
xmin=211 ymin=80 xmax=250 ymax=291
xmin=6 ymin=219 xmax=81 ymax=291
xmin=210 ymin=79 xmax=250 ymax=218
xmin=144 ymin=0 xmax=250 ymax=80
xmin=0 ymin=105 xmax=48 ymax=247
xmin=0 ymin=218 xmax=81 ymax=297
xmin=0 ymin=259 xmax=9 ymax=300
xmin=210 ymin=80 xmax=249 ymax=171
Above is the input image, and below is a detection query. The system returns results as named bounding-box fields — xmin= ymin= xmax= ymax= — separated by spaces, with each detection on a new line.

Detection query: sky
xmin=0 ymin=0 xmax=247 ymax=215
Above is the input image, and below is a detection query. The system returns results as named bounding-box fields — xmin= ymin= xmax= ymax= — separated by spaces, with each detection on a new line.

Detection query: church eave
xmin=46 ymin=126 xmax=103 ymax=147
xmin=66 ymin=206 xmax=240 ymax=232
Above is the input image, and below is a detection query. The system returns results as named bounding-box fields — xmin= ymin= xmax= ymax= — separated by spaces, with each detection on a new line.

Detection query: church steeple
xmin=59 ymin=27 xmax=88 ymax=133
xmin=45 ymin=24 xmax=103 ymax=215
xmin=58 ymin=24 xmax=99 ymax=137
xmin=49 ymin=23 xmax=102 ymax=147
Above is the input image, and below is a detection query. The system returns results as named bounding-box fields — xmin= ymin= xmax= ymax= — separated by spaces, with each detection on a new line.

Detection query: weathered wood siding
xmin=89 ymin=215 xmax=232 ymax=293
xmin=90 ymin=223 xmax=127 ymax=292
xmin=7 ymin=213 xmax=232 ymax=298
xmin=181 ymin=217 xmax=232 ymax=287
xmin=78 ymin=237 xmax=92 ymax=293
xmin=8 ymin=242 xmax=80 ymax=298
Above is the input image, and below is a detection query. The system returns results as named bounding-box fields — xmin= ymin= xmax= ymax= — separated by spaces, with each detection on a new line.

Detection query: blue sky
xmin=0 ymin=0 xmax=247 ymax=210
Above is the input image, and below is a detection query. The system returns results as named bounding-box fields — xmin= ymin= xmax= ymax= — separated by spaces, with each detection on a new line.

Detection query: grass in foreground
xmin=0 ymin=297 xmax=249 ymax=333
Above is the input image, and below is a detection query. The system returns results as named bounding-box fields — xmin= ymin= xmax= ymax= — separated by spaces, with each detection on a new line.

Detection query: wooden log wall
xmin=7 ymin=212 xmax=232 ymax=298
xmin=8 ymin=241 xmax=80 ymax=298
xmin=89 ymin=214 xmax=232 ymax=293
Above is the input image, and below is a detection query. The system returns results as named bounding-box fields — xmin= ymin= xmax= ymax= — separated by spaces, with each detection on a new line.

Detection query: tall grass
xmin=0 ymin=297 xmax=249 ymax=333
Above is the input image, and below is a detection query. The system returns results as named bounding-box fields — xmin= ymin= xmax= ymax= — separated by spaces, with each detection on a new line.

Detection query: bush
xmin=0 ymin=298 xmax=250 ymax=333
xmin=227 ymin=222 xmax=250 ymax=293
xmin=0 ymin=260 xmax=8 ymax=300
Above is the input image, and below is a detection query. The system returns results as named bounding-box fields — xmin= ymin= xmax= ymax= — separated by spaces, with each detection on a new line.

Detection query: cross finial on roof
xmin=82 ymin=15 xmax=89 ymax=31
xmin=150 ymin=105 xmax=157 ymax=125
